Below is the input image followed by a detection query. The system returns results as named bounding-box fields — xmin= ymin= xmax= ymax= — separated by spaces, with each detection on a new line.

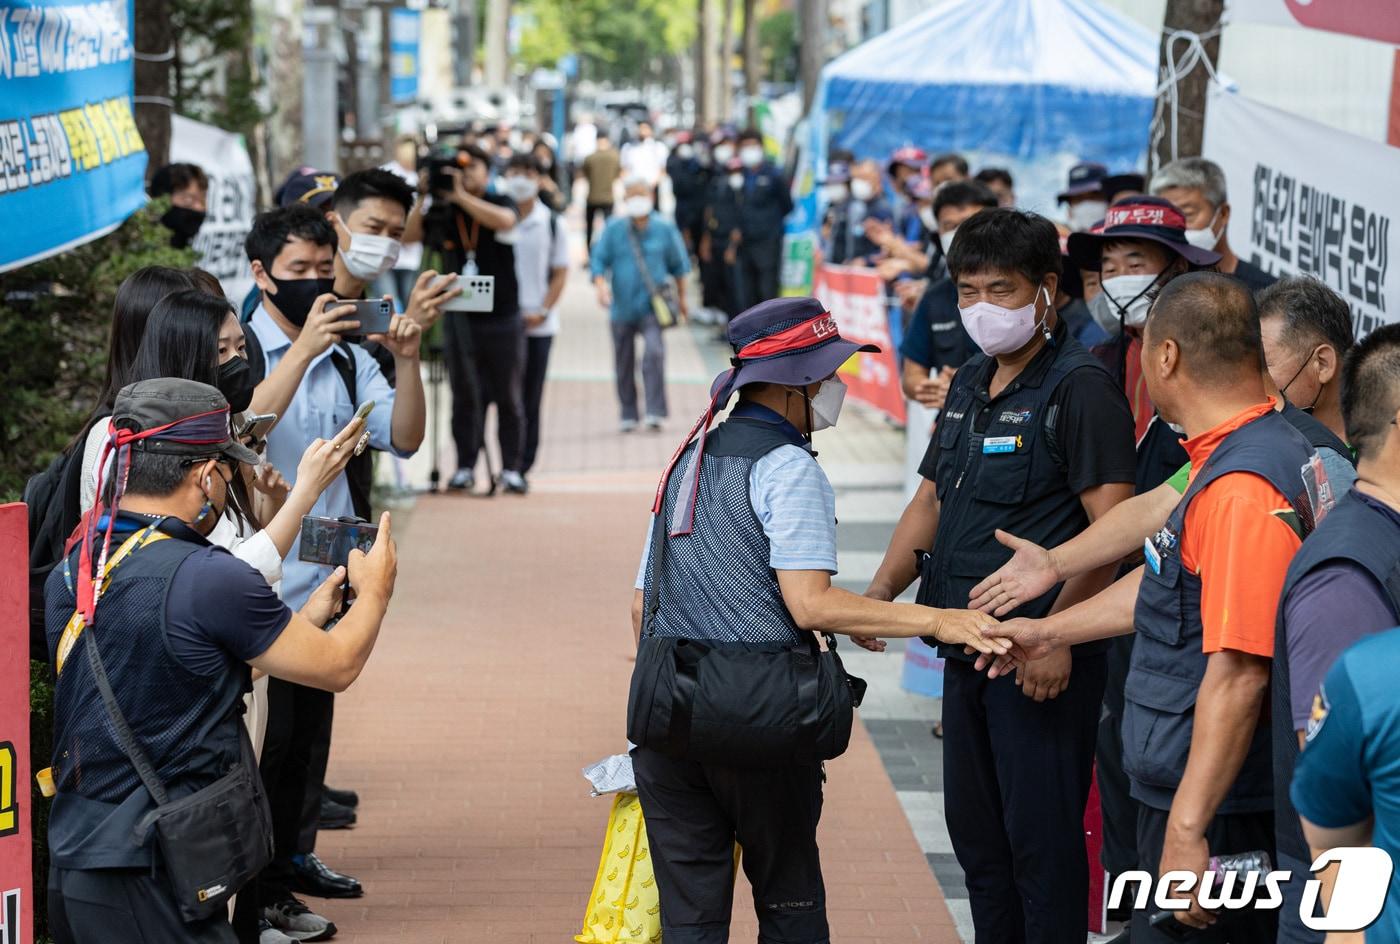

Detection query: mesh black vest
xmin=1272 ymin=488 xmax=1400 ymax=861
xmin=644 ymin=416 xmax=813 ymax=646
xmin=45 ymin=521 xmax=250 ymax=868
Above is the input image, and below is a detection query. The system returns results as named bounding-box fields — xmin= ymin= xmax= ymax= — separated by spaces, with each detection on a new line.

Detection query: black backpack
xmin=25 ymin=420 xmax=98 ymax=662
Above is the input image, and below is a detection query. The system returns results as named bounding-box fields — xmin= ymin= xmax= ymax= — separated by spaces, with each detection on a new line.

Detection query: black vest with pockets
xmin=45 ymin=526 xmax=251 ymax=869
xmin=1124 ymin=409 xmax=1314 ymax=814
xmin=644 ymin=416 xmax=810 ymax=646
xmin=1272 ymin=489 xmax=1400 ymax=860
xmin=917 ymin=329 xmax=1112 ymax=658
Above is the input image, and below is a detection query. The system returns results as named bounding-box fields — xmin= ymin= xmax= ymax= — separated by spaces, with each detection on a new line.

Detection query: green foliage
xmin=30 ymin=660 xmax=54 ymax=941
xmin=170 ymin=0 xmax=265 ymax=135
xmin=517 ymin=0 xmax=696 ymax=82
xmin=759 ymin=9 xmax=797 ymax=84
xmin=0 ymin=200 xmax=195 ymax=502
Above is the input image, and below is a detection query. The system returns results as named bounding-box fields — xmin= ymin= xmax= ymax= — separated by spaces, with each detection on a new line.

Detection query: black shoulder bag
xmin=626 ymin=495 xmax=867 ymax=769
xmin=83 ymin=621 xmax=273 ymax=921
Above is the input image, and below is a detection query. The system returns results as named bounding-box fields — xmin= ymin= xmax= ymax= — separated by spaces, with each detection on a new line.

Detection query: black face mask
xmin=161 ymin=206 xmax=206 ymax=247
xmin=217 ymin=355 xmax=255 ymax=413
xmin=264 ymin=275 xmax=335 ymax=328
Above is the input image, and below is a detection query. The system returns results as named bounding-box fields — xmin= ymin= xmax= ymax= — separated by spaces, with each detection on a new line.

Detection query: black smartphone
xmin=338 ymin=298 xmax=393 ymax=341
xmin=298 ymin=515 xmax=379 ymax=567
xmin=236 ymin=411 xmax=277 ymax=443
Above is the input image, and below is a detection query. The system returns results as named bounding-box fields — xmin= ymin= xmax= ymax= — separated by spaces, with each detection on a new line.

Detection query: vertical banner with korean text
xmin=0 ymin=0 xmax=147 ymax=272
xmin=813 ymin=264 xmax=906 ymax=423
xmin=170 ymin=115 xmax=256 ymax=303
xmin=0 ymin=504 xmax=31 ymax=944
xmin=1204 ymin=86 xmax=1399 ymax=337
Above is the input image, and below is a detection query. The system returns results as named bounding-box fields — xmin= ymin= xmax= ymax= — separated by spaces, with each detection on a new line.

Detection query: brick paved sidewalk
xmin=318 ymin=223 xmax=962 ymax=942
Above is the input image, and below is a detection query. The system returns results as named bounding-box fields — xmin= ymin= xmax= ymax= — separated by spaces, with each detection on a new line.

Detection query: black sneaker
xmin=323 ymin=785 xmax=359 ymax=808
xmin=447 ymin=468 xmax=475 ymax=491
xmin=500 ymin=470 xmax=528 ymax=494
xmin=264 ymin=898 xmax=337 ymax=941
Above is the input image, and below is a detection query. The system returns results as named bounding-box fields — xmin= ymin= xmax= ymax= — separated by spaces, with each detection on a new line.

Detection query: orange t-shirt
xmin=1179 ymin=399 xmax=1304 ymax=658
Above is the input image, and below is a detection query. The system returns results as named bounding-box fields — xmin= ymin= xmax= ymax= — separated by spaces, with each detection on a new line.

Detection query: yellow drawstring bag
xmin=575 ymin=792 xmax=660 ymax=944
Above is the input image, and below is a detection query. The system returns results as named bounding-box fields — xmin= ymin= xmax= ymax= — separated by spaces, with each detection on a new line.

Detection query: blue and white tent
xmin=810 ymin=0 xmax=1159 ymax=215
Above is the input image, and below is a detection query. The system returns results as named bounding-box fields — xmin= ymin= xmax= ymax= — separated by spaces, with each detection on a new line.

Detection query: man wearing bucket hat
xmin=43 ymin=379 xmax=398 ymax=943
xmin=867 ymin=208 xmax=1137 ymax=944
xmin=628 ymin=297 xmax=1007 ymax=944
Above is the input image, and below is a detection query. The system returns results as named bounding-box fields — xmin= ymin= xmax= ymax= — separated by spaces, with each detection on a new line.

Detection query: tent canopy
xmin=814 ymin=0 xmax=1159 ymax=209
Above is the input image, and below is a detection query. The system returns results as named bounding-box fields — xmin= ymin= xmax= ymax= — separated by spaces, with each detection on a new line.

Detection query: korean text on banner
xmin=1204 ymin=85 xmax=1398 ymax=337
xmin=171 ymin=114 xmax=255 ymax=303
xmin=0 ymin=504 xmax=32 ymax=944
xmin=0 ymin=0 xmax=147 ymax=272
xmin=1225 ymin=0 xmax=1400 ymax=45
xmin=814 ymin=264 xmax=906 ymax=423
xmin=389 ymin=9 xmax=420 ymax=104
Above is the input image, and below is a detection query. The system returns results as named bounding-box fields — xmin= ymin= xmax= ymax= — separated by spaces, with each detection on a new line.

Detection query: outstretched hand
xmin=971 ymin=617 xmax=1058 ymax=679
xmin=932 ymin=608 xmax=1010 ymax=656
xmin=967 ymin=530 xmax=1059 ymax=616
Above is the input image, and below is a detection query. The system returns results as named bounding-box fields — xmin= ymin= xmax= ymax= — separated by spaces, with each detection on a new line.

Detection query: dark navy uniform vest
xmin=738 ymin=163 xmax=789 ymax=245
xmin=1124 ymin=409 xmax=1313 ymax=814
xmin=1272 ymin=488 xmax=1400 ymax=861
xmin=644 ymin=414 xmax=811 ymax=646
xmin=44 ymin=519 xmax=251 ymax=869
xmin=917 ymin=323 xmax=1114 ymax=659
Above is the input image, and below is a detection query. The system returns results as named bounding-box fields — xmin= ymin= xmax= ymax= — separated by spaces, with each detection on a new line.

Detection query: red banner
xmin=813 ymin=264 xmax=906 ymax=424
xmin=0 ymin=504 xmax=31 ymax=944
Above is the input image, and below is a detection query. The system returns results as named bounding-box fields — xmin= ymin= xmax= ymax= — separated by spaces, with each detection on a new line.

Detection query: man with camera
xmin=242 ymin=204 xmax=424 ymax=935
xmin=404 ymin=142 xmax=525 ymax=493
xmin=44 ymin=379 xmax=398 ymax=944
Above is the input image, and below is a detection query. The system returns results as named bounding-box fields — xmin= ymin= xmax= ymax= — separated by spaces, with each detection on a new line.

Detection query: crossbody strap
xmin=84 ymin=616 xmax=171 ymax=806
xmin=626 ymin=224 xmax=663 ymax=298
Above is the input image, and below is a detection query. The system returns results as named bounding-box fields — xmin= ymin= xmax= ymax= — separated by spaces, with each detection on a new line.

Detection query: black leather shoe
xmin=323 ymin=785 xmax=359 ymax=809
xmin=319 ymin=797 xmax=356 ymax=830
xmin=289 ymin=853 xmax=363 ymax=899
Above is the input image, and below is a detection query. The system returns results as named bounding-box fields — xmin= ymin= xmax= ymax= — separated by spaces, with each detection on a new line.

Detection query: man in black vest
xmin=1271 ymin=322 xmax=1400 ymax=943
xmin=44 ymin=379 xmax=398 ymax=944
xmin=867 ymin=209 xmax=1137 ymax=943
xmin=980 ymin=274 xmax=1315 ymax=941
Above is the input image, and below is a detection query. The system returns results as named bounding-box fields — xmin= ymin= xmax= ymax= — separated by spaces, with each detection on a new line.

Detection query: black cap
xmin=1057 ymin=162 xmax=1109 ymax=203
xmin=111 ymin=379 xmax=261 ymax=466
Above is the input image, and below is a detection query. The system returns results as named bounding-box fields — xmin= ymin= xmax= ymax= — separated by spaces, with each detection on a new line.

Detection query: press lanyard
xmin=55 ymin=523 xmax=169 ymax=676
xmin=455 ymin=213 xmax=481 ymax=275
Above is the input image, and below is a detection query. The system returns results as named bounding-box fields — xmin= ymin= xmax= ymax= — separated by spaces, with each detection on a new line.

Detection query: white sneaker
xmin=259 ymin=919 xmax=298 ymax=944
xmin=620 ymin=419 xmax=639 ymax=433
xmin=644 ymin=416 xmax=665 ymax=432
xmin=264 ymin=898 xmax=336 ymax=941
xmin=499 ymin=469 xmax=528 ymax=494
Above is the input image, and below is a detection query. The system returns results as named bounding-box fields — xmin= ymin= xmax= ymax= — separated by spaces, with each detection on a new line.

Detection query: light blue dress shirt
xmin=249 ymin=304 xmax=411 ymax=609
xmin=589 ymin=212 xmax=690 ymax=323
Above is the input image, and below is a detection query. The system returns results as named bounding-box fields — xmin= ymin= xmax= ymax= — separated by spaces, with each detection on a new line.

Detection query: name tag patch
xmin=998 ymin=409 xmax=1033 ymax=426
xmin=982 ymin=435 xmax=1021 ymax=454
xmin=1145 ymin=525 xmax=1178 ymax=574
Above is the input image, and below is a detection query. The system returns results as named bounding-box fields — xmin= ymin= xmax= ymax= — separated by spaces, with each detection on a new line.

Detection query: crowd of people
xmin=22 ymin=102 xmax=1400 ymax=944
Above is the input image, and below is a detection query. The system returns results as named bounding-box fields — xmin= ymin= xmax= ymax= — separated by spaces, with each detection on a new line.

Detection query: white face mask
xmin=1101 ymin=272 xmax=1161 ymax=327
xmin=624 ymin=195 xmax=653 ymax=218
xmin=823 ymin=183 xmax=848 ymax=203
xmin=918 ymin=206 xmax=937 ymax=232
xmin=959 ymin=285 xmax=1051 ymax=357
xmin=727 ymin=173 xmax=744 ymax=190
xmin=340 ymin=231 xmax=401 ymax=280
xmin=505 ymin=175 xmax=539 ymax=203
xmin=809 ymin=376 xmax=847 ymax=431
xmin=939 ymin=225 xmax=958 ymax=255
xmin=739 ymin=145 xmax=764 ymax=168
xmin=1184 ymin=206 xmax=1222 ymax=251
xmin=850 ymin=178 xmax=877 ymax=202
xmin=713 ymin=143 xmax=735 ymax=163
xmin=1067 ymin=199 xmax=1108 ymax=233
xmin=677 ymin=143 xmax=695 ymax=159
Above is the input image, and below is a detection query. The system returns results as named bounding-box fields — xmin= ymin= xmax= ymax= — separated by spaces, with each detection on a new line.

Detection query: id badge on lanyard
xmin=462 ymin=252 xmax=479 ymax=277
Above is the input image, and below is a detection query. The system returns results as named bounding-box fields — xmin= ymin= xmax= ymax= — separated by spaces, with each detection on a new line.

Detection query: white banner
xmin=170 ymin=114 xmax=256 ymax=304
xmin=1203 ymin=86 xmax=1400 ymax=337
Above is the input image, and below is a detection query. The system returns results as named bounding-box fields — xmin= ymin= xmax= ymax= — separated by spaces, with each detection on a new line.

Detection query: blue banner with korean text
xmin=389 ymin=8 xmax=419 ymax=104
xmin=0 ymin=0 xmax=147 ymax=272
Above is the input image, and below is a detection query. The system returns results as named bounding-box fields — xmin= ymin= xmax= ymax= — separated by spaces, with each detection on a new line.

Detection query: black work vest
xmin=1123 ymin=409 xmax=1313 ymax=814
xmin=1281 ymin=400 xmax=1352 ymax=462
xmin=916 ymin=326 xmax=1116 ymax=658
xmin=44 ymin=520 xmax=250 ymax=869
xmin=645 ymin=414 xmax=811 ymax=646
xmin=1272 ymin=488 xmax=1400 ymax=861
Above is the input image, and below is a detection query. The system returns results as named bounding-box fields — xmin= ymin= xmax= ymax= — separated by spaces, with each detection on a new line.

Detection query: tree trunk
xmin=797 ymin=0 xmax=826 ymax=113
xmin=484 ymin=0 xmax=510 ymax=89
xmin=719 ymin=0 xmax=735 ymax=122
xmin=698 ymin=0 xmax=721 ymax=126
xmin=453 ymin=0 xmax=477 ymax=87
xmin=133 ymin=0 xmax=172 ymax=176
xmin=742 ymin=0 xmax=759 ymax=125
xmin=1149 ymin=0 xmax=1224 ymax=175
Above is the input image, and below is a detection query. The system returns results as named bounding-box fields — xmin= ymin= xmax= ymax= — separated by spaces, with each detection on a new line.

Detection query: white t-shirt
xmin=512 ymin=200 xmax=570 ymax=338
xmin=379 ymin=160 xmax=424 ymax=272
xmin=570 ymin=123 xmax=598 ymax=162
xmin=621 ymin=139 xmax=668 ymax=186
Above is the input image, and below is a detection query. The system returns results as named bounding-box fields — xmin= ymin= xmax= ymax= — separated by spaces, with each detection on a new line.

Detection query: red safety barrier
xmin=813 ymin=264 xmax=907 ymax=424
xmin=0 ymin=503 xmax=32 ymax=943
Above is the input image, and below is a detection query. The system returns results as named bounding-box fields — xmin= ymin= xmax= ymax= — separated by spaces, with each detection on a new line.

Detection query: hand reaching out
xmin=931 ymin=608 xmax=1009 ymax=656
xmin=967 ymin=530 xmax=1060 ymax=616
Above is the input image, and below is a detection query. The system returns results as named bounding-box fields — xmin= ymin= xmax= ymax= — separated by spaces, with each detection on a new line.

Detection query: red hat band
xmin=736 ymin=314 xmax=840 ymax=361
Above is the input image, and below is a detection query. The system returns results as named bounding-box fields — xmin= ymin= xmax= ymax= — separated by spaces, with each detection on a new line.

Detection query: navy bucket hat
xmin=709 ymin=297 xmax=879 ymax=403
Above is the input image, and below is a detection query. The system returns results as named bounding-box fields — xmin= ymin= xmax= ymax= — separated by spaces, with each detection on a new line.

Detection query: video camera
xmin=423 ymin=150 xmax=472 ymax=197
